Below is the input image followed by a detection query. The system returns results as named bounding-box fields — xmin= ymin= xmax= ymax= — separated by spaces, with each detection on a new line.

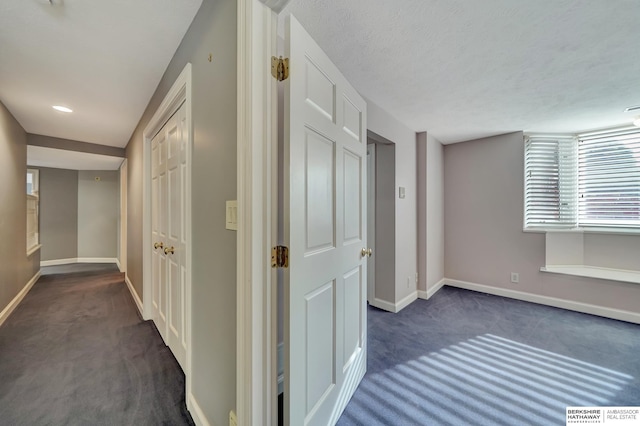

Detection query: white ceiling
xmin=27 ymin=146 xmax=123 ymax=170
xmin=0 ymin=0 xmax=201 ymax=148
xmin=281 ymin=0 xmax=640 ymax=144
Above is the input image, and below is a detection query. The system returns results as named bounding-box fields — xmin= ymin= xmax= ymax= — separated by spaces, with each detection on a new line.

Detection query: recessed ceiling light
xmin=624 ymin=105 xmax=640 ymax=113
xmin=52 ymin=105 xmax=72 ymax=113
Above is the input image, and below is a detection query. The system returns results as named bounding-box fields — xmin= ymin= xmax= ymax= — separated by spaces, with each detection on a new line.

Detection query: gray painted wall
xmin=374 ymin=143 xmax=396 ymax=302
xmin=444 ymin=131 xmax=640 ymax=313
xmin=37 ymin=167 xmax=78 ymax=261
xmin=27 ymin=133 xmax=125 ymax=158
xmin=366 ymin=99 xmax=418 ymax=305
xmin=425 ymin=133 xmax=444 ymax=291
xmin=0 ymin=101 xmax=40 ymax=314
xmin=125 ymin=0 xmax=237 ymax=423
xmin=417 ymin=132 xmax=445 ymax=294
xmin=78 ymin=171 xmax=119 ymax=258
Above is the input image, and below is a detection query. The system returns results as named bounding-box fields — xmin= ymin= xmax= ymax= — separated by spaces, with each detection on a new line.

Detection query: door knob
xmin=154 ymin=242 xmax=164 ymax=250
xmin=361 ymin=248 xmax=373 ymax=258
xmin=164 ymin=246 xmax=175 ymax=255
xmin=366 ymin=248 xmax=373 ymax=257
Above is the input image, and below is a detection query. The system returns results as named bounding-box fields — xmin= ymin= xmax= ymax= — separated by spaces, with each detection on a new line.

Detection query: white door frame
xmin=142 ymin=63 xmax=193 ymax=404
xmin=119 ymin=158 xmax=128 ymax=274
xmin=367 ymin=144 xmax=376 ymax=303
xmin=237 ymin=0 xmax=282 ymax=425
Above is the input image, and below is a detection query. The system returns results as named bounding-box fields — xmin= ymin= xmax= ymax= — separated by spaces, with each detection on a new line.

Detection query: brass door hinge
xmin=271 ymin=56 xmax=289 ymax=81
xmin=271 ymin=245 xmax=289 ymax=268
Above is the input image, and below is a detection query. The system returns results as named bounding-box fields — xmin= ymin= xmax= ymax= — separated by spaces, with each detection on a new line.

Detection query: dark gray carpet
xmin=0 ymin=265 xmax=193 ymax=426
xmin=337 ymin=287 xmax=640 ymax=426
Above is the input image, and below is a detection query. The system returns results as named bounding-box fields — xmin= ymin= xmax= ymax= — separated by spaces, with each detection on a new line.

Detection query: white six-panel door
xmin=151 ymin=102 xmax=187 ymax=370
xmin=284 ymin=15 xmax=368 ymax=426
xmin=166 ymin=103 xmax=188 ymax=369
xmin=152 ymin=126 xmax=168 ymax=342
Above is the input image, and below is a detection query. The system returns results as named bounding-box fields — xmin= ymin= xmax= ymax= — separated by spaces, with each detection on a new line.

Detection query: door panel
xmin=343 ymin=150 xmax=361 ymax=243
xmin=285 ymin=15 xmax=367 ymax=426
xmin=305 ymin=58 xmax=335 ymax=122
xmin=342 ymin=267 xmax=362 ymax=371
xmin=305 ymin=130 xmax=335 ymax=253
xmin=305 ymin=281 xmax=335 ymax=416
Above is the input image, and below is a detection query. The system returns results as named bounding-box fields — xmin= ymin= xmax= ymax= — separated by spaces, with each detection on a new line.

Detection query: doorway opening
xmin=367 ymin=131 xmax=396 ymax=310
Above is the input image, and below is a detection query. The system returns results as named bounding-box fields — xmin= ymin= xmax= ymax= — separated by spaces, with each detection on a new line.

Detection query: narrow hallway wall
xmin=124 ymin=0 xmax=238 ymax=424
xmin=0 ymin=101 xmax=40 ymax=315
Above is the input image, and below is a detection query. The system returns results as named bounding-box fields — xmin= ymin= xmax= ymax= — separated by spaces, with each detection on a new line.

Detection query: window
xmin=26 ymin=169 xmax=39 ymax=253
xmin=525 ymin=127 xmax=640 ymax=231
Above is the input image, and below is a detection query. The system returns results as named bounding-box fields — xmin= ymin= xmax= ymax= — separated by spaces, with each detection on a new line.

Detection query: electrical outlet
xmin=510 ymin=272 xmax=519 ymax=283
xmin=229 ymin=410 xmax=237 ymax=426
xmin=415 ymin=272 xmax=419 ymax=283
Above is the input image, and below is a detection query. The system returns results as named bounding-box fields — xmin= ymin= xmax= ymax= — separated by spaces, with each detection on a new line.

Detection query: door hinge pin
xmin=271 ymin=245 xmax=289 ymax=268
xmin=271 ymin=56 xmax=289 ymax=81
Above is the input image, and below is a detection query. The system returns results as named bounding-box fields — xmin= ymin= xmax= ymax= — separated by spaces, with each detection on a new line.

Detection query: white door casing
xmin=284 ymin=15 xmax=368 ymax=426
xmin=151 ymin=103 xmax=188 ymax=370
xmin=366 ymin=144 xmax=375 ymax=303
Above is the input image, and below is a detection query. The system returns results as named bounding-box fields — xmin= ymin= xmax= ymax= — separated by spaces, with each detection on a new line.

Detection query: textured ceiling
xmin=281 ymin=0 xmax=640 ymax=144
xmin=0 ymin=0 xmax=201 ymax=148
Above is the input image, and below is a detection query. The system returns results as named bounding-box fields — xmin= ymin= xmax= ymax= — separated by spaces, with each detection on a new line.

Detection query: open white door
xmin=284 ymin=15 xmax=368 ymax=426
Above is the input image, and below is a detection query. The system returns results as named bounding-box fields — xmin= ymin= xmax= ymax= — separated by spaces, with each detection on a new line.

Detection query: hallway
xmin=0 ymin=264 xmax=193 ymax=425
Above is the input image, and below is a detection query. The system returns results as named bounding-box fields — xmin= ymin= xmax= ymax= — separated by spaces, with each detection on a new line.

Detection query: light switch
xmin=399 ymin=186 xmax=406 ymax=199
xmin=226 ymin=200 xmax=238 ymax=231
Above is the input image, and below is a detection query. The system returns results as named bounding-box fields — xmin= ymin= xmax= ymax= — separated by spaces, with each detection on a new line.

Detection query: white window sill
xmin=524 ymin=227 xmax=640 ymax=236
xmin=27 ymin=244 xmax=42 ymax=257
xmin=540 ymin=265 xmax=640 ymax=285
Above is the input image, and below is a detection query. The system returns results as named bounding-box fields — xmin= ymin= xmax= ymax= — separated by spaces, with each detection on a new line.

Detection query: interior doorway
xmin=366 ymin=132 xmax=396 ymax=310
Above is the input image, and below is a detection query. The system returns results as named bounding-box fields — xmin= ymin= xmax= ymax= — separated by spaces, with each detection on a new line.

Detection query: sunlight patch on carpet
xmin=342 ymin=334 xmax=633 ymax=426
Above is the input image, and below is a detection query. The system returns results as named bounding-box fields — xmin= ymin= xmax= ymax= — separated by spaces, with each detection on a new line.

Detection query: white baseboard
xmin=444 ymin=278 xmax=640 ymax=325
xmin=41 ymin=257 xmax=119 ymax=267
xmin=429 ymin=279 xmax=446 ymax=298
xmin=369 ymin=291 xmax=417 ymax=313
xmin=187 ymin=392 xmax=212 ymax=426
xmin=417 ymin=278 xmax=446 ymax=300
xmin=77 ymin=257 xmax=119 ymax=264
xmin=396 ymin=291 xmax=417 ymax=312
xmin=125 ymin=275 xmax=143 ymax=317
xmin=0 ymin=270 xmax=41 ymax=327
xmin=116 ymin=258 xmax=122 ymax=272
xmin=41 ymin=258 xmax=77 ymax=267
xmin=369 ymin=298 xmax=396 ymax=312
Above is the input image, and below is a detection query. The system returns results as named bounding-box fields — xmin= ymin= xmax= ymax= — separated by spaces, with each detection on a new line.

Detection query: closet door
xmin=165 ymin=103 xmax=187 ymax=369
xmin=151 ymin=127 xmax=168 ymax=342
xmin=150 ymin=102 xmax=187 ymax=371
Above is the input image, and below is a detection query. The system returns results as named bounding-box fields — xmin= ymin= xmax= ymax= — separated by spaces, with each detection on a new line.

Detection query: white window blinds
xmin=578 ymin=128 xmax=640 ymax=228
xmin=524 ymin=137 xmax=577 ymax=229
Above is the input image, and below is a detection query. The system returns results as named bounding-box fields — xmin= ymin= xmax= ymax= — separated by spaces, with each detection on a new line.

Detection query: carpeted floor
xmin=337 ymin=286 xmax=640 ymax=426
xmin=0 ymin=264 xmax=193 ymax=426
